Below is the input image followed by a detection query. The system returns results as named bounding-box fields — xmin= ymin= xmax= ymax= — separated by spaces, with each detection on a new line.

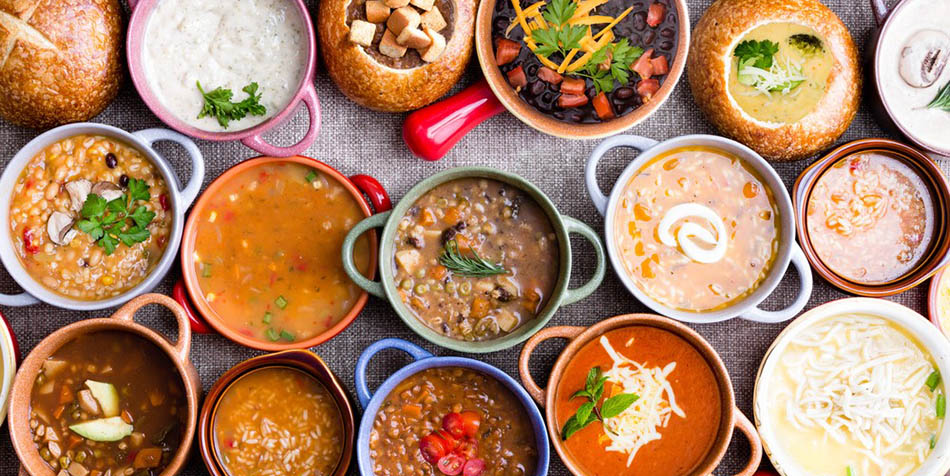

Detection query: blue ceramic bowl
xmin=355 ymin=338 xmax=550 ymax=475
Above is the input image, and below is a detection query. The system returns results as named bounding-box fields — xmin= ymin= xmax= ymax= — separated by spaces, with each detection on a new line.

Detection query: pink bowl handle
xmin=242 ymin=83 xmax=321 ymax=157
xmin=172 ymin=279 xmax=214 ymax=335
xmin=127 ymin=0 xmax=139 ymax=10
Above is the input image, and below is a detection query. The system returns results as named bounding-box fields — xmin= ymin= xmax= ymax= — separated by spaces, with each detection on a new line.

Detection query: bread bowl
xmin=687 ymin=0 xmax=860 ymax=161
xmin=0 ymin=0 xmax=122 ymax=129
xmin=318 ymin=0 xmax=475 ymax=112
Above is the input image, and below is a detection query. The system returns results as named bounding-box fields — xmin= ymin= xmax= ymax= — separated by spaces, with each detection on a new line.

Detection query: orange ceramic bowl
xmin=177 ymin=155 xmax=391 ymax=351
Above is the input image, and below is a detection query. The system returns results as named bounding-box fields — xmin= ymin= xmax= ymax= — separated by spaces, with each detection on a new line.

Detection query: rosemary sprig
xmin=927 ymin=80 xmax=950 ymax=112
xmin=438 ymin=239 xmax=508 ymax=277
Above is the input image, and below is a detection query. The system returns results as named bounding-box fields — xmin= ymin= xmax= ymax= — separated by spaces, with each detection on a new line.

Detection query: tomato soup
xmin=555 ymin=326 xmax=722 ymax=476
xmin=191 ymin=162 xmax=371 ymax=344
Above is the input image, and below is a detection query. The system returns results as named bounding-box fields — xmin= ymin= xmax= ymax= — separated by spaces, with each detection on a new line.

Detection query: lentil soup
xmin=392 ymin=178 xmax=558 ymax=342
xmin=9 ymin=134 xmax=172 ymax=300
xmin=191 ymin=161 xmax=372 ymax=345
xmin=369 ymin=366 xmax=538 ymax=476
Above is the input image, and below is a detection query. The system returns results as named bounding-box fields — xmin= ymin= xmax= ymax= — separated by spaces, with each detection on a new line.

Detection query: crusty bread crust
xmin=0 ymin=0 xmax=122 ymax=130
xmin=318 ymin=0 xmax=475 ymax=112
xmin=687 ymin=0 xmax=860 ymax=161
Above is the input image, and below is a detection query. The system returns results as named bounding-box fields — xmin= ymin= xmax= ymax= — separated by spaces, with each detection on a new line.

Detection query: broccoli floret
xmin=788 ymin=34 xmax=824 ymax=55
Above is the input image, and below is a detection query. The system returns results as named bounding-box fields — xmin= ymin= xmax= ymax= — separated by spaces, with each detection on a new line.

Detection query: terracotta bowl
xmin=175 ymin=155 xmax=391 ymax=350
xmin=198 ymin=350 xmax=355 ymax=476
xmin=7 ymin=294 xmax=201 ymax=476
xmin=793 ymin=138 xmax=950 ymax=296
xmin=519 ymin=313 xmax=763 ymax=476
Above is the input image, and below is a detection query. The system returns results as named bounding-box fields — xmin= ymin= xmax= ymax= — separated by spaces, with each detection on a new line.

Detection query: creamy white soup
xmin=878 ymin=0 xmax=950 ymax=154
xmin=143 ymin=0 xmax=308 ymax=132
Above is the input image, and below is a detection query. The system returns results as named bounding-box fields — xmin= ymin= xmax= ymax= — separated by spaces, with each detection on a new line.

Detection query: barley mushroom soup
xmin=29 ymin=331 xmax=188 ymax=476
xmin=393 ymin=178 xmax=558 ymax=341
xmin=613 ymin=146 xmax=780 ymax=312
xmin=369 ymin=366 xmax=538 ymax=476
xmin=9 ymin=134 xmax=172 ymax=301
xmin=492 ymin=0 xmax=678 ymax=123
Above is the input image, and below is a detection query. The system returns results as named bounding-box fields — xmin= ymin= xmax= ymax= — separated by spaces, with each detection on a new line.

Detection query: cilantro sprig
xmin=560 ymin=367 xmax=639 ymax=440
xmin=575 ymin=39 xmax=644 ymax=94
xmin=76 ymin=178 xmax=156 ymax=255
xmin=197 ymin=81 xmax=267 ymax=129
xmin=530 ymin=0 xmax=587 ymax=58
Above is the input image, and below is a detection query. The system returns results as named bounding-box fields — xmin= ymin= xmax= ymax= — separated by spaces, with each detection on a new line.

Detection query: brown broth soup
xmin=806 ymin=151 xmax=935 ymax=284
xmin=29 ymin=331 xmax=187 ymax=476
xmin=613 ymin=146 xmax=780 ymax=312
xmin=192 ymin=162 xmax=371 ymax=344
xmin=213 ymin=367 xmax=344 ymax=476
xmin=555 ymin=326 xmax=722 ymax=476
xmin=369 ymin=367 xmax=538 ymax=476
xmin=392 ymin=178 xmax=558 ymax=341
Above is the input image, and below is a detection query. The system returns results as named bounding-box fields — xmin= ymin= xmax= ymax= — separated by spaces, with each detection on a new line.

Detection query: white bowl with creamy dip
xmin=127 ymin=0 xmax=321 ymax=157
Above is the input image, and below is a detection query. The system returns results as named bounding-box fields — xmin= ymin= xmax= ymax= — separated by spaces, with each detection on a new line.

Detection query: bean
xmin=44 ymin=183 xmax=58 ymax=200
xmin=119 ymin=174 xmax=129 ymax=187
xmin=105 ymin=153 xmax=117 ymax=168
xmin=615 ymin=87 xmax=635 ymax=99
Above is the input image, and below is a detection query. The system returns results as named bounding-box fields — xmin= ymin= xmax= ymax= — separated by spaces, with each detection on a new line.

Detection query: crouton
xmin=383 ymin=0 xmax=410 ymax=8
xmin=410 ymin=0 xmax=435 ymax=11
xmin=419 ymin=27 xmax=446 ymax=62
xmin=348 ymin=20 xmax=376 ymax=47
xmin=396 ymin=27 xmax=432 ymax=49
xmin=420 ymin=6 xmax=447 ymax=31
xmin=365 ymin=0 xmax=391 ymax=23
xmin=387 ymin=6 xmax=421 ymax=36
xmin=379 ymin=29 xmax=408 ymax=58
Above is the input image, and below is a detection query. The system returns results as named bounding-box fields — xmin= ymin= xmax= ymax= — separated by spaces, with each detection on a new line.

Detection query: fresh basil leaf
xmin=585 ymin=367 xmax=603 ymax=394
xmin=601 ymin=393 xmax=640 ymax=419
xmin=560 ymin=409 xmax=597 ymax=440
xmin=570 ymin=389 xmax=591 ymax=401
xmin=575 ymin=401 xmax=595 ymax=425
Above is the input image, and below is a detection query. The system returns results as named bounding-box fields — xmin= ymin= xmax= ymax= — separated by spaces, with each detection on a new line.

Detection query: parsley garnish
xmin=734 ymin=39 xmax=780 ymax=69
xmin=576 ymin=39 xmax=644 ymax=94
xmin=530 ymin=0 xmax=587 ymax=58
xmin=561 ymin=367 xmax=639 ymax=440
xmin=197 ymin=81 xmax=267 ymax=129
xmin=75 ymin=178 xmax=156 ymax=255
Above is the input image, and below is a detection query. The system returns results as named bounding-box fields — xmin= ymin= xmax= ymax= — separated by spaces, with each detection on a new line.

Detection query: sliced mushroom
xmin=47 ymin=211 xmax=77 ymax=246
xmin=91 ymin=181 xmax=123 ymax=202
xmin=899 ymin=29 xmax=950 ymax=88
xmin=64 ymin=179 xmax=92 ymax=213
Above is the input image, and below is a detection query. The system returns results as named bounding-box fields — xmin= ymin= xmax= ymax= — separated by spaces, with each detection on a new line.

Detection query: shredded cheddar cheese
xmin=566 ymin=31 xmax=613 ymax=72
xmin=567 ymin=15 xmax=613 ymax=26
xmin=570 ymin=0 xmax=608 ymax=19
xmin=590 ymin=6 xmax=633 ymax=41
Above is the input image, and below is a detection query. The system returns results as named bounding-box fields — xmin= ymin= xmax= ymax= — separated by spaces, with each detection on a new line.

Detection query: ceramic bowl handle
xmin=132 ymin=128 xmax=206 ymax=210
xmin=350 ymin=174 xmax=392 ymax=213
xmin=724 ymin=409 xmax=763 ymax=476
xmin=18 ymin=466 xmax=28 ymax=476
xmin=403 ymin=79 xmax=506 ymax=161
xmin=172 ymin=280 xmax=213 ymax=334
xmin=585 ymin=135 xmax=660 ymax=216
xmin=743 ymin=244 xmax=813 ymax=323
xmin=112 ymin=293 xmax=192 ymax=363
xmin=342 ymin=211 xmax=391 ymax=298
xmin=870 ymin=0 xmax=890 ymax=26
xmin=242 ymin=83 xmax=321 ymax=157
xmin=561 ymin=216 xmax=606 ymax=306
xmin=518 ymin=326 xmax=585 ymax=406
xmin=354 ymin=338 xmax=433 ymax=409
xmin=0 ymin=291 xmax=39 ymax=306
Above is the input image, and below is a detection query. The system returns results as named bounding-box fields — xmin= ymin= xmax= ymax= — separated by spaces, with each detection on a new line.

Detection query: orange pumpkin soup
xmin=555 ymin=326 xmax=721 ymax=476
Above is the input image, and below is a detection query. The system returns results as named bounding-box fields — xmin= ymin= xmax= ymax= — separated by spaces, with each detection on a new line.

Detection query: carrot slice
xmin=495 ymin=38 xmax=521 ymax=66
xmin=537 ymin=66 xmax=563 ymax=84
xmin=558 ymin=93 xmax=589 ymax=108
xmin=560 ymin=77 xmax=586 ymax=95
xmin=592 ymin=92 xmax=615 ymax=120
xmin=647 ymin=2 xmax=666 ymax=27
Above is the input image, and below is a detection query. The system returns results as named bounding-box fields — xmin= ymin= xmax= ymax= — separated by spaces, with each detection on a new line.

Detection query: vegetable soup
xmin=613 ymin=146 xmax=780 ymax=312
xmin=191 ymin=161 xmax=372 ymax=345
xmin=369 ymin=366 xmax=538 ymax=476
xmin=29 ymin=331 xmax=187 ymax=476
xmin=392 ymin=178 xmax=559 ymax=341
xmin=213 ymin=367 xmax=344 ymax=476
xmin=555 ymin=326 xmax=722 ymax=476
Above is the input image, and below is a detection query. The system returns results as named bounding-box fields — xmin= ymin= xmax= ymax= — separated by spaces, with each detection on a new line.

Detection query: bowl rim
xmin=0 ymin=123 xmax=192 ymax=310
xmin=929 ymin=266 xmax=949 ymax=337
xmin=179 ymin=155 xmax=379 ymax=351
xmin=0 ymin=310 xmax=17 ymax=425
xmin=752 ymin=297 xmax=950 ymax=476
xmin=125 ymin=0 xmax=318 ymax=141
xmin=792 ymin=138 xmax=950 ymax=296
xmin=473 ymin=0 xmax=690 ymax=139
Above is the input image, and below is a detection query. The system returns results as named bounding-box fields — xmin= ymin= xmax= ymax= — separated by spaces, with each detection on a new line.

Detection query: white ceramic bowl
xmin=754 ymin=298 xmax=950 ymax=476
xmin=0 ymin=123 xmax=205 ymax=310
xmin=0 ymin=310 xmax=16 ymax=425
xmin=585 ymin=134 xmax=813 ymax=324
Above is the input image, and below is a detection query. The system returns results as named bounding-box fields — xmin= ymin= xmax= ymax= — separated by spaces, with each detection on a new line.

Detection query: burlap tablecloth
xmin=0 ymin=0 xmax=940 ymax=474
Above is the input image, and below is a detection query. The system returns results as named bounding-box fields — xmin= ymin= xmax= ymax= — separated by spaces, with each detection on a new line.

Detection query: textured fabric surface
xmin=0 ymin=0 xmax=942 ymax=474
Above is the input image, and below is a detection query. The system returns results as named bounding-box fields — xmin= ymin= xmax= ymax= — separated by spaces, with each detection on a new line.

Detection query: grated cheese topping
xmin=737 ymin=56 xmax=807 ymax=97
xmin=598 ymin=335 xmax=685 ymax=467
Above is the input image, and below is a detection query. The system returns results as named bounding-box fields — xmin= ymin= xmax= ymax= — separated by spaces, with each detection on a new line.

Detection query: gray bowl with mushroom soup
xmin=0 ymin=123 xmax=205 ymax=310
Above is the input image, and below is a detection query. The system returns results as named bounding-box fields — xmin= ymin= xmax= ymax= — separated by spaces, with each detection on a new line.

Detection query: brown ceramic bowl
xmin=793 ymin=138 xmax=950 ymax=296
xmin=929 ymin=266 xmax=950 ymax=338
xmin=8 ymin=294 xmax=201 ymax=476
xmin=198 ymin=350 xmax=355 ymax=476
xmin=518 ymin=313 xmax=762 ymax=476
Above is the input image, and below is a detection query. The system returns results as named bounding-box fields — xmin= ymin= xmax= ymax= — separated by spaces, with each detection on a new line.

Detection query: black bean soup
xmin=492 ymin=0 xmax=678 ymax=124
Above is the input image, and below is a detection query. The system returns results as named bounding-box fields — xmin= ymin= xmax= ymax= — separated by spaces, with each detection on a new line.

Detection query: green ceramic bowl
xmin=342 ymin=167 xmax=606 ymax=353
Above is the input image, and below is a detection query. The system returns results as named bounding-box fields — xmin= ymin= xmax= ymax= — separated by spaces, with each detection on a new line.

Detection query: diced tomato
xmin=506 ymin=65 xmax=527 ymax=89
xmin=456 ymin=437 xmax=478 ymax=459
xmin=22 ymin=228 xmax=39 ymax=254
xmin=560 ymin=77 xmax=586 ymax=95
xmin=637 ymin=78 xmax=661 ymax=100
xmin=650 ymin=55 xmax=669 ymax=75
xmin=494 ymin=38 xmax=521 ymax=66
xmin=557 ymin=93 xmax=589 ymax=108
xmin=437 ymin=454 xmax=466 ymax=476
xmin=420 ymin=433 xmax=450 ymax=464
xmin=632 ymin=48 xmax=655 ymax=80
xmin=592 ymin=92 xmax=615 ymax=120
xmin=463 ymin=458 xmax=486 ymax=476
xmin=159 ymin=193 xmax=170 ymax=211
xmin=537 ymin=66 xmax=563 ymax=84
xmin=458 ymin=410 xmax=481 ymax=437
xmin=647 ymin=2 xmax=666 ymax=27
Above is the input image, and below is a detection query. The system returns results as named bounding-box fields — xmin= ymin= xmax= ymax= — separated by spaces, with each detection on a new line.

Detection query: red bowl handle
xmin=403 ymin=79 xmax=506 ymax=161
xmin=172 ymin=280 xmax=214 ymax=334
xmin=349 ymin=174 xmax=392 ymax=213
